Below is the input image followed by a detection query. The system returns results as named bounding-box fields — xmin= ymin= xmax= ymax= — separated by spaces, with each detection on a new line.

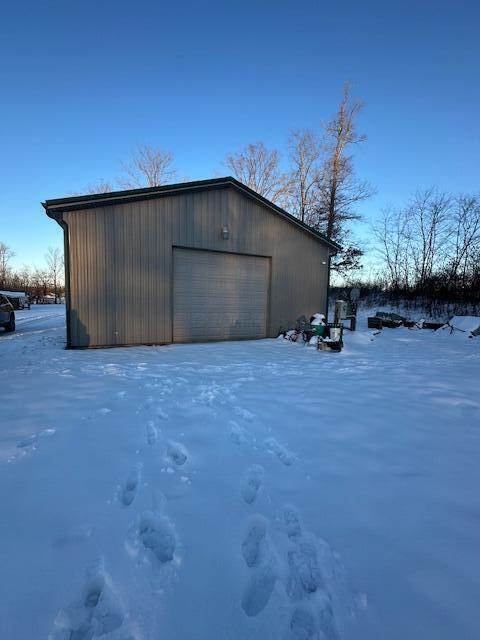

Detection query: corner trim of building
xmin=325 ymin=252 xmax=332 ymax=321
xmin=59 ymin=219 xmax=72 ymax=348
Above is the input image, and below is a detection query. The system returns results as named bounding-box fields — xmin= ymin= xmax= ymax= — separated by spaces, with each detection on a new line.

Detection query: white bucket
xmin=329 ymin=327 xmax=342 ymax=342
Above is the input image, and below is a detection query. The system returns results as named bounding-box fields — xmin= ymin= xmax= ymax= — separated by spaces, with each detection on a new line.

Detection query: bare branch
xmin=286 ymin=129 xmax=322 ymax=222
xmin=119 ymin=144 xmax=177 ymax=189
xmin=225 ymin=142 xmax=288 ymax=204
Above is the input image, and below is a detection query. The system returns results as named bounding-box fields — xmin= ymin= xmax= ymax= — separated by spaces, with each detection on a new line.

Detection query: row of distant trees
xmin=82 ymin=83 xmax=372 ymax=277
xmin=0 ymin=244 xmax=64 ymax=301
xmin=370 ymin=189 xmax=480 ymax=304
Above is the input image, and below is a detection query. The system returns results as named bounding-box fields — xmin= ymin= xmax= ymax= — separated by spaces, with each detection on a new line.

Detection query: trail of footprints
xmin=51 ymin=393 xmax=187 ymax=638
xmin=51 ymin=386 xmax=342 ymax=639
xmin=234 ymin=408 xmax=340 ymax=638
xmin=229 ymin=408 xmax=296 ymax=467
xmin=240 ymin=506 xmax=340 ymax=639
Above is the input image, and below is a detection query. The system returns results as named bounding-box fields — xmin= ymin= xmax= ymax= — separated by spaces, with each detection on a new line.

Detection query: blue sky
xmin=1 ymin=0 xmax=479 ymax=270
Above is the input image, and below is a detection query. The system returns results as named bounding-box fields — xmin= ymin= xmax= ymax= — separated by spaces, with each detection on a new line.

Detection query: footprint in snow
xmin=316 ymin=596 xmax=339 ymax=640
xmin=155 ymin=406 xmax=169 ymax=420
xmin=241 ymin=514 xmax=277 ymax=617
xmin=241 ymin=554 xmax=277 ymax=618
xmin=49 ymin=561 xmax=130 ymax=640
xmin=146 ymin=420 xmax=158 ymax=445
xmin=119 ymin=466 xmax=141 ymax=507
xmin=125 ymin=490 xmax=178 ymax=568
xmin=264 ymin=437 xmax=295 ymax=466
xmin=17 ymin=428 xmax=55 ymax=449
xmin=289 ymin=607 xmax=316 ymax=640
xmin=242 ymin=514 xmax=268 ymax=567
xmin=137 ymin=511 xmax=177 ymax=564
xmin=16 ymin=434 xmax=38 ymax=450
xmin=290 ymin=595 xmax=338 ymax=640
xmin=98 ymin=407 xmax=112 ymax=416
xmin=280 ymin=505 xmax=341 ymax=640
xmin=229 ymin=420 xmax=248 ymax=445
xmin=12 ymin=429 xmax=56 ymax=461
xmin=241 ymin=465 xmax=264 ymax=505
xmin=167 ymin=441 xmax=188 ymax=466
xmin=287 ymin=542 xmax=324 ymax=599
xmin=281 ymin=505 xmax=303 ymax=541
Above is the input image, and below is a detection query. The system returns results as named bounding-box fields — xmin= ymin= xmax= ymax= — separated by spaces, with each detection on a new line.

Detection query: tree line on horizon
xmin=369 ymin=189 xmax=480 ymax=305
xmin=0 ymin=244 xmax=64 ymax=301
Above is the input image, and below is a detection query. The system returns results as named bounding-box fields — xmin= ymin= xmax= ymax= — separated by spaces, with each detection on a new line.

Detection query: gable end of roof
xmin=43 ymin=176 xmax=341 ymax=251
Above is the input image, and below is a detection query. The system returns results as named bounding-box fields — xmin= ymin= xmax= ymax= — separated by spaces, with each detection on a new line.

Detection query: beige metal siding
xmin=173 ymin=248 xmax=269 ymax=342
xmin=64 ymin=185 xmax=331 ymax=347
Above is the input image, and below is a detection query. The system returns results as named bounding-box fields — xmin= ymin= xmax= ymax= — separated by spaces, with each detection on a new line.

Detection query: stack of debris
xmin=281 ymin=313 xmax=344 ymax=352
xmin=367 ymin=311 xmax=406 ymax=329
xmin=367 ymin=311 xmax=480 ymax=335
xmin=282 ymin=314 xmax=326 ymax=344
xmin=281 ymin=301 xmax=358 ymax=352
xmin=367 ymin=311 xmax=443 ymax=331
xmin=439 ymin=316 xmax=480 ymax=338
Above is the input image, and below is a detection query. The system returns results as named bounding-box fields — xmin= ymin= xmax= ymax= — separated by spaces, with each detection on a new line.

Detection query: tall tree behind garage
xmin=225 ymin=142 xmax=288 ymax=204
xmin=317 ymin=83 xmax=374 ymax=276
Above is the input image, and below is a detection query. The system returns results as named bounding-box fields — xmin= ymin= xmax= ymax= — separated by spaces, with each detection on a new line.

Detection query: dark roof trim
xmin=43 ymin=176 xmax=341 ymax=251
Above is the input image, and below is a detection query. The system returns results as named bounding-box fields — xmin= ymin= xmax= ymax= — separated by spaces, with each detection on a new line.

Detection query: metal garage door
xmin=173 ymin=248 xmax=270 ymax=342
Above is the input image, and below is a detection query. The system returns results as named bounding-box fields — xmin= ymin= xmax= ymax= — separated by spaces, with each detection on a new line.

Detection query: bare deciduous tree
xmin=85 ymin=180 xmax=114 ymax=194
xmin=287 ymin=129 xmax=321 ymax=222
xmin=72 ymin=181 xmax=114 ymax=197
xmin=31 ymin=267 xmax=50 ymax=299
xmin=225 ymin=142 xmax=288 ymax=203
xmin=45 ymin=247 xmax=64 ymax=302
xmin=373 ymin=190 xmax=480 ymax=304
xmin=0 ymin=242 xmax=15 ymax=289
xmin=373 ymin=206 xmax=412 ymax=291
xmin=317 ymin=83 xmax=374 ymax=241
xmin=119 ymin=144 xmax=177 ymax=189
xmin=446 ymin=194 xmax=480 ymax=291
xmin=21 ymin=266 xmax=32 ymax=289
xmin=407 ymin=189 xmax=451 ymax=288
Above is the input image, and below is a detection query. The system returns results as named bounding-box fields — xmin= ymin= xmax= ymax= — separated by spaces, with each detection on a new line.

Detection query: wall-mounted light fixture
xmin=321 ymin=260 xmax=327 ymax=265
xmin=221 ymin=225 xmax=229 ymax=240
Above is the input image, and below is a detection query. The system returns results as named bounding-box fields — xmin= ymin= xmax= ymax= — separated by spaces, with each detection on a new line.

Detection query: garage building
xmin=43 ymin=177 xmax=339 ymax=348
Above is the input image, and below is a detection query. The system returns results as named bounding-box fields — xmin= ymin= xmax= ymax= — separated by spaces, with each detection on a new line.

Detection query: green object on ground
xmin=314 ymin=324 xmax=326 ymax=336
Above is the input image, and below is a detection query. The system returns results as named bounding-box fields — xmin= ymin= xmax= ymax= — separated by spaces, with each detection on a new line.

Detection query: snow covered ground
xmin=1 ymin=305 xmax=479 ymax=640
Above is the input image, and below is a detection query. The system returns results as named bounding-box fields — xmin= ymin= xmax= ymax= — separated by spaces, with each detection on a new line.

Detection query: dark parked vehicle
xmin=0 ymin=294 xmax=15 ymax=332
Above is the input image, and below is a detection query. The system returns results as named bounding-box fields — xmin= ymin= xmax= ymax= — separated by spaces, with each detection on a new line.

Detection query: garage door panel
xmin=173 ymin=249 xmax=269 ymax=342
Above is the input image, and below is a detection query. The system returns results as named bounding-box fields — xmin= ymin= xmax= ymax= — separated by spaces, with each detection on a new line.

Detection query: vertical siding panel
xmin=162 ymin=197 xmax=168 ymax=342
xmin=164 ymin=195 xmax=171 ymax=342
xmin=79 ymin=214 xmax=88 ymax=345
xmin=115 ymin=207 xmax=124 ymax=344
xmin=93 ymin=210 xmax=100 ymax=345
xmin=132 ymin=203 xmax=140 ymax=344
xmin=101 ymin=207 xmax=107 ymax=345
xmin=148 ymin=198 xmax=154 ymax=342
